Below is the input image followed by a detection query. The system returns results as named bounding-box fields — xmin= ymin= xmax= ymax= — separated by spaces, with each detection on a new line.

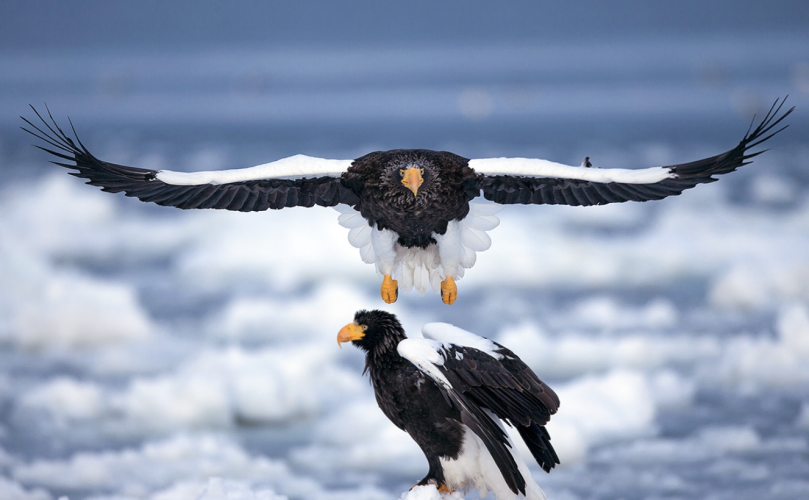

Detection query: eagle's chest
xmin=371 ymin=364 xmax=461 ymax=451
xmin=360 ymin=186 xmax=471 ymax=248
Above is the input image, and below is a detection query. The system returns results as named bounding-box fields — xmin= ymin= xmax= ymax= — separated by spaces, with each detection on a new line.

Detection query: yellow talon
xmin=381 ymin=275 xmax=398 ymax=304
xmin=440 ymin=277 xmax=457 ymax=305
xmin=437 ymin=484 xmax=455 ymax=493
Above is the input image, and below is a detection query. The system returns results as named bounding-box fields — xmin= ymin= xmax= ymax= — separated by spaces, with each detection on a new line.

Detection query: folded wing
xmin=21 ymin=106 xmax=358 ymax=212
xmin=471 ymin=98 xmax=793 ymax=206
xmin=399 ymin=325 xmax=560 ymax=494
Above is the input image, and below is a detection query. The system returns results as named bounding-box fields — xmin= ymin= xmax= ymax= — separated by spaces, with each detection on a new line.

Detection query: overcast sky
xmin=2 ymin=1 xmax=808 ymax=52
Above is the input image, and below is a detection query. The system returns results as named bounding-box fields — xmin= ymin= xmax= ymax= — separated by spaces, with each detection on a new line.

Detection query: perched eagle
xmin=337 ymin=310 xmax=559 ymax=500
xmin=22 ymin=99 xmax=792 ymax=304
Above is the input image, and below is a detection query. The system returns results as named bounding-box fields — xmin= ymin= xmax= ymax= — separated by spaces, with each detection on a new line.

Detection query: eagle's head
xmin=337 ymin=309 xmax=406 ymax=354
xmin=381 ymin=152 xmax=434 ymax=201
xmin=346 ymin=150 xmax=444 ymax=205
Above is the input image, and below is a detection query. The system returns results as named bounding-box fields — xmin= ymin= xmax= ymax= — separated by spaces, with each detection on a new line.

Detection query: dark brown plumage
xmin=338 ymin=310 xmax=559 ymax=499
xmin=345 ymin=150 xmax=479 ymax=248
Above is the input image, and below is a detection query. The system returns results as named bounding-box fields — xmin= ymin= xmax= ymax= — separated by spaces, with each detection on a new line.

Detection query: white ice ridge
xmin=469 ymin=157 xmax=674 ymax=184
xmin=334 ymin=203 xmax=501 ymax=295
xmin=155 ymin=154 xmax=353 ymax=185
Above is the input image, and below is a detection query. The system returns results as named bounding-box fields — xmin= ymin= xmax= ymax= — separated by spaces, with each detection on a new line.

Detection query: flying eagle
xmin=22 ymin=99 xmax=792 ymax=305
xmin=337 ymin=310 xmax=559 ymax=500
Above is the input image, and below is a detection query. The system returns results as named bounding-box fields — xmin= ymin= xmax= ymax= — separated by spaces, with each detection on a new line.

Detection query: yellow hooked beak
xmin=337 ymin=323 xmax=365 ymax=347
xmin=400 ymin=167 xmax=424 ymax=196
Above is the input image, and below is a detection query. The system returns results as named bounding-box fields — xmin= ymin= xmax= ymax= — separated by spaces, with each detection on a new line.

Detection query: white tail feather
xmin=440 ymin=423 xmax=546 ymax=500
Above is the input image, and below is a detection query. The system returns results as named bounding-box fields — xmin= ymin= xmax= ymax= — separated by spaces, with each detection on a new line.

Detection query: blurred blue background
xmin=1 ymin=2 xmax=809 ymax=500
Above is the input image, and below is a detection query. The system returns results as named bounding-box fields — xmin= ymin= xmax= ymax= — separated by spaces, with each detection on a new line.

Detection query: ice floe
xmin=16 ymin=343 xmax=365 ymax=433
xmin=10 ymin=433 xmax=390 ymax=500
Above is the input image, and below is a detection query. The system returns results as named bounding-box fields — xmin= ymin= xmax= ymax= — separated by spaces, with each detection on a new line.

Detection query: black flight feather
xmin=477 ymin=97 xmax=794 ymax=206
xmin=22 ymin=106 xmax=357 ymax=212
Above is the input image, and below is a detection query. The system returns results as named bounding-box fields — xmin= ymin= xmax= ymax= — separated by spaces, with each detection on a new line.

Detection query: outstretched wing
xmin=471 ymin=98 xmax=793 ymax=206
xmin=21 ymin=106 xmax=359 ymax=212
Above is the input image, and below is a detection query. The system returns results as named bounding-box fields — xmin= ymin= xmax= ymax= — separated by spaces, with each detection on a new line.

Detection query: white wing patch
xmin=334 ymin=203 xmax=501 ymax=296
xmin=422 ymin=322 xmax=503 ymax=360
xmin=155 ymin=154 xmax=353 ymax=186
xmin=397 ymin=338 xmax=452 ymax=389
xmin=470 ymin=157 xmax=674 ymax=184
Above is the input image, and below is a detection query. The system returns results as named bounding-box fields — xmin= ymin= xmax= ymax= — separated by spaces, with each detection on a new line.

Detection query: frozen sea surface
xmin=1 ymin=36 xmax=809 ymax=499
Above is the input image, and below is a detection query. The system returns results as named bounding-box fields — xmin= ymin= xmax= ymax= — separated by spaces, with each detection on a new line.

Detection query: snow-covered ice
xmin=1 ymin=34 xmax=808 ymax=500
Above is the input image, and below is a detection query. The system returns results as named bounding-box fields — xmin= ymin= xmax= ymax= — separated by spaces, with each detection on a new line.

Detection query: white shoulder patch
xmin=469 ymin=157 xmax=674 ymax=184
xmin=397 ymin=338 xmax=452 ymax=389
xmin=155 ymin=154 xmax=353 ymax=186
xmin=421 ymin=322 xmax=503 ymax=360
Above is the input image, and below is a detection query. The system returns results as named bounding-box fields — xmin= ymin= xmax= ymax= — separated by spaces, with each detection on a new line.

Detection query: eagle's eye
xmin=419 ymin=168 xmax=424 ymax=175
xmin=399 ymin=170 xmax=405 ymax=178
xmin=362 ymin=325 xmax=368 ymax=331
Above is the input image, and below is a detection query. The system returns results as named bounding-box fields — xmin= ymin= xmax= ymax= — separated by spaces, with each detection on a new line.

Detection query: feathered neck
xmin=362 ymin=328 xmax=407 ymax=376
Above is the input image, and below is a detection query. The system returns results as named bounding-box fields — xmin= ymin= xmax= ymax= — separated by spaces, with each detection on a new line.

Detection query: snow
xmin=16 ymin=343 xmax=365 ymax=433
xmin=208 ymin=282 xmax=372 ymax=342
xmin=495 ymin=320 xmax=719 ymax=378
xmin=8 ymin=272 xmax=152 ymax=349
xmin=796 ymin=403 xmax=809 ymax=429
xmin=4 ymin=158 xmax=809 ymax=498
xmin=563 ymin=296 xmax=678 ymax=330
xmin=540 ymin=370 xmax=657 ymax=465
xmin=1 ymin=33 xmax=808 ymax=500
xmin=589 ymin=425 xmax=805 ymax=465
xmin=712 ymin=303 xmax=809 ymax=387
xmin=290 ymin=399 xmax=424 ymax=475
xmin=194 ymin=478 xmax=287 ymax=500
xmin=0 ymin=477 xmax=51 ymax=500
xmin=709 ymin=262 xmax=809 ymax=309
xmin=173 ymin=208 xmax=368 ymax=293
xmin=398 ymin=485 xmax=464 ymax=500
xmin=0 ymin=236 xmax=152 ymax=349
xmin=19 ymin=377 xmax=105 ymax=421
xmin=0 ymin=445 xmax=15 ymax=469
xmin=494 ymin=303 xmax=809 ymax=389
xmin=10 ymin=434 xmax=330 ymax=499
xmin=464 ymin=188 xmax=809 ymax=291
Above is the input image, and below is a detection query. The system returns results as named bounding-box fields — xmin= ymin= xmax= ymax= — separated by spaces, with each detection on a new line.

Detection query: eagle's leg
xmin=381 ymin=275 xmax=398 ymax=304
xmin=433 ymin=221 xmax=462 ymax=305
xmin=440 ymin=277 xmax=457 ymax=305
xmin=415 ymin=454 xmax=447 ymax=490
xmin=371 ymin=226 xmax=399 ymax=304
